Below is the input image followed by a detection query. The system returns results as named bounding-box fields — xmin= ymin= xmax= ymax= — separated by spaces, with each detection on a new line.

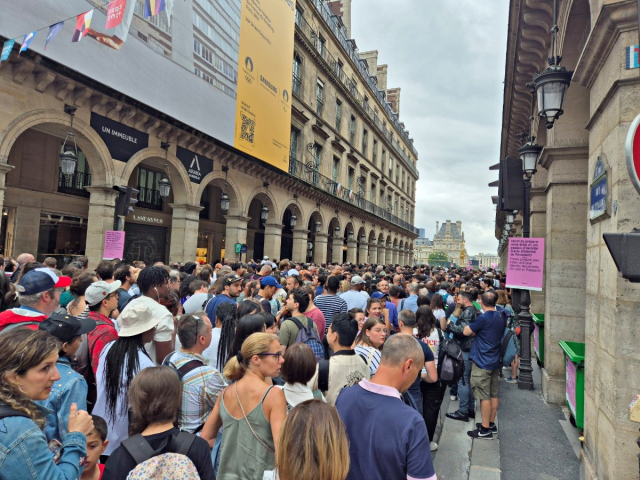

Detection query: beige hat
xmin=118 ymin=303 xmax=160 ymax=337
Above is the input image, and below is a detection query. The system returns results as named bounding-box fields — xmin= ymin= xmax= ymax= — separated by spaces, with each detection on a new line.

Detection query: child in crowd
xmin=81 ymin=416 xmax=109 ymax=480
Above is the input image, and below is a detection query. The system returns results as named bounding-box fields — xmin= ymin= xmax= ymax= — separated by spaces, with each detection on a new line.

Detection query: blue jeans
xmin=458 ymin=351 xmax=475 ymax=414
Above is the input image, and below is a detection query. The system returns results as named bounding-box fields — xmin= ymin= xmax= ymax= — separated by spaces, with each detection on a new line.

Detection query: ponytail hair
xmin=223 ymin=332 xmax=278 ymax=381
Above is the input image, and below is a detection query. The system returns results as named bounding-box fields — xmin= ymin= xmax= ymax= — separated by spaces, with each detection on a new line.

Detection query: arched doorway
xmin=328 ymin=216 xmax=341 ymax=264
xmin=245 ymin=188 xmax=276 ymax=262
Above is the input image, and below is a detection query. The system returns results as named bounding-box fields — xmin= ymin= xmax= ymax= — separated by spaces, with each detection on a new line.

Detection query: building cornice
xmin=537 ymin=144 xmax=589 ymax=170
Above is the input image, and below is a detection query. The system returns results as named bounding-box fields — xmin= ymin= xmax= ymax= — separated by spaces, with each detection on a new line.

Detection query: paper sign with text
xmin=505 ymin=238 xmax=545 ymax=291
xmin=103 ymin=230 xmax=126 ymax=260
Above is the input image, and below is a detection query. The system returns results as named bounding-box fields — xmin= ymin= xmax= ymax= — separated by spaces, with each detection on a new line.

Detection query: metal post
xmin=518 ymin=177 xmax=534 ymax=390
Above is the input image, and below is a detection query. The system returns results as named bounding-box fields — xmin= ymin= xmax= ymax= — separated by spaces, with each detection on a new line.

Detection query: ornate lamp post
xmin=158 ymin=142 xmax=171 ymax=199
xmin=60 ymin=105 xmax=78 ymax=177
xmin=220 ymin=165 xmax=230 ymax=213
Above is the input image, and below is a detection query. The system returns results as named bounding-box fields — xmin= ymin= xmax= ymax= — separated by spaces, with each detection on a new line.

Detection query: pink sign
xmin=105 ymin=0 xmax=127 ymax=29
xmin=103 ymin=230 xmax=125 ymax=260
xmin=505 ymin=238 xmax=545 ymax=291
xmin=566 ymin=356 xmax=577 ymax=416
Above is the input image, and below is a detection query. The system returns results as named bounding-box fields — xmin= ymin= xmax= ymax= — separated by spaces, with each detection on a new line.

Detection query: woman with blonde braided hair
xmin=0 ymin=328 xmax=94 ymax=480
xmin=202 ymin=332 xmax=287 ymax=480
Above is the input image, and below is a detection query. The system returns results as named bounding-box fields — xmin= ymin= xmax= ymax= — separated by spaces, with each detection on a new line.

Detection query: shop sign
xmin=590 ymin=158 xmax=608 ymax=220
xmin=90 ymin=112 xmax=149 ymax=162
xmin=176 ymin=146 xmax=214 ymax=184
xmin=566 ymin=357 xmax=577 ymax=417
xmin=132 ymin=214 xmax=164 ymax=224
xmin=103 ymin=230 xmax=125 ymax=260
xmin=241 ymin=244 xmax=248 ymax=253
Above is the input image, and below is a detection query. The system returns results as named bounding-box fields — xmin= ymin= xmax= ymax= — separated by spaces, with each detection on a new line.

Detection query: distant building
xmin=413 ymin=237 xmax=432 ymax=265
xmin=431 ymin=220 xmax=467 ymax=265
xmin=417 ymin=228 xmax=426 ymax=238
xmin=475 ymin=253 xmax=500 ymax=269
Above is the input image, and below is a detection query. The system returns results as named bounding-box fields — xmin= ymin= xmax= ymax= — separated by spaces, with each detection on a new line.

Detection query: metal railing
xmin=294 ymin=9 xmax=418 ymax=177
xmin=57 ymin=169 xmax=91 ymax=197
xmin=136 ymin=186 xmax=163 ymax=211
xmin=288 ymin=157 xmax=418 ymax=234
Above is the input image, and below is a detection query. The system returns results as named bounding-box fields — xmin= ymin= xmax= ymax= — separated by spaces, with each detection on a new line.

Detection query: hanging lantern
xmin=158 ymin=174 xmax=171 ymax=198
xmin=315 ymin=220 xmax=321 ymax=233
xmin=348 ymin=230 xmax=354 ymax=240
xmin=334 ymin=226 xmax=340 ymax=238
xmin=60 ymin=105 xmax=78 ymax=177
xmin=220 ymin=192 xmax=230 ymax=213
xmin=260 ymin=204 xmax=269 ymax=221
xmin=290 ymin=212 xmax=298 ymax=228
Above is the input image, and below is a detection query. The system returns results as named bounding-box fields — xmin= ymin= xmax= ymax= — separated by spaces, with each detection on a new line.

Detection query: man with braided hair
xmin=202 ymin=301 xmax=237 ymax=371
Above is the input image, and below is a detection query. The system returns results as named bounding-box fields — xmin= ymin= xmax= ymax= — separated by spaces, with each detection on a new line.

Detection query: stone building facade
xmin=431 ymin=220 xmax=466 ymax=265
xmin=495 ymin=0 xmax=640 ymax=478
xmin=0 ymin=0 xmax=417 ymax=268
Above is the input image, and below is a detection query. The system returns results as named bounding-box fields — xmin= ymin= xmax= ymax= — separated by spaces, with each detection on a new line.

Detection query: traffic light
xmin=113 ymin=186 xmax=139 ymax=217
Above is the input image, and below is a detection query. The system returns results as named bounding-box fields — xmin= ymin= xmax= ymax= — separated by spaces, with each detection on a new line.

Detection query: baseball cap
xmin=39 ymin=313 xmax=96 ymax=342
xmin=351 ymin=275 xmax=365 ymax=285
xmin=287 ymin=269 xmax=300 ymax=276
xmin=223 ymin=274 xmax=243 ymax=286
xmin=17 ymin=268 xmax=72 ymax=295
xmin=260 ymin=276 xmax=279 ymax=288
xmin=263 ymin=256 xmax=269 ymax=260
xmin=85 ymin=280 xmax=122 ymax=306
xmin=118 ymin=304 xmax=160 ymax=337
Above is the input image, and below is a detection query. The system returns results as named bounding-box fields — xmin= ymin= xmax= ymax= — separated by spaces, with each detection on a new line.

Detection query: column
xmin=224 ymin=215 xmax=250 ymax=263
xmin=377 ymin=244 xmax=385 ymax=264
xmin=85 ymin=186 xmax=119 ymax=267
xmin=292 ymin=229 xmax=310 ymax=263
xmin=393 ymin=247 xmax=399 ymax=265
xmin=529 ymin=169 xmax=548 ymax=317
xmin=346 ymin=240 xmax=357 ymax=264
xmin=169 ymin=204 xmax=202 ymax=264
xmin=368 ymin=244 xmax=377 ymax=264
xmin=538 ymin=148 xmax=588 ymax=405
xmin=263 ymin=222 xmax=283 ymax=262
xmin=332 ymin=237 xmax=344 ymax=264
xmin=386 ymin=246 xmax=394 ymax=265
xmin=314 ymin=233 xmax=328 ymax=265
xmin=358 ymin=242 xmax=369 ymax=265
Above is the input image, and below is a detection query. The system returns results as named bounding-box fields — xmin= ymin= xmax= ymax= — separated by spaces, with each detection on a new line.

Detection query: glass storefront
xmin=37 ymin=213 xmax=88 ymax=266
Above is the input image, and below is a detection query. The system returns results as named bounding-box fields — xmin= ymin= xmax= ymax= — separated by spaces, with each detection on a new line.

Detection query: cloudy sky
xmin=351 ymin=0 xmax=509 ymax=255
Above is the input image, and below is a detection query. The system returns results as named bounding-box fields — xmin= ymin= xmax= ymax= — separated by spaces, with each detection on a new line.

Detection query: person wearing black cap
xmin=36 ymin=313 xmax=97 ymax=442
xmin=205 ymin=273 xmax=242 ymax=323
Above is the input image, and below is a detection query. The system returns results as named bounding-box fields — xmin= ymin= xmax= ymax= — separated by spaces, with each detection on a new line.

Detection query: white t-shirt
xmin=121 ymin=295 xmax=174 ymax=365
xmin=421 ymin=329 xmax=441 ymax=367
xmin=201 ymin=327 xmax=222 ymax=371
xmin=433 ymin=308 xmax=446 ymax=322
xmin=183 ymin=292 xmax=212 ymax=315
xmin=92 ymin=341 xmax=155 ymax=455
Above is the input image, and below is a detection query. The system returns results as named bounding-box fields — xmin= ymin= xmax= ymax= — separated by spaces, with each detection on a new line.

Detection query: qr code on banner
xmin=240 ymin=113 xmax=255 ymax=144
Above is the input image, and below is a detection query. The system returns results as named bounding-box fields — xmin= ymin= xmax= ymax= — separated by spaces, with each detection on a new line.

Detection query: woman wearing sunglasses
xmin=202 ymin=332 xmax=287 ymax=480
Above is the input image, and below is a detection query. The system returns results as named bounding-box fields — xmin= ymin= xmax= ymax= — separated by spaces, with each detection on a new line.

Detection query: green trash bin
xmin=532 ymin=313 xmax=545 ymax=367
xmin=559 ymin=341 xmax=585 ymax=430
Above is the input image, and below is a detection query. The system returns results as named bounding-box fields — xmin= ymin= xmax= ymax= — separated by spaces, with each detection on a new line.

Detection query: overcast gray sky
xmin=351 ymin=0 xmax=508 ymax=255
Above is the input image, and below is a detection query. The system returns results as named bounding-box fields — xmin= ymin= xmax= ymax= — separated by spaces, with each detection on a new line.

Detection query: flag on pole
xmin=626 ymin=45 xmax=639 ymax=69
xmin=144 ymin=0 xmax=166 ymax=18
xmin=348 ymin=190 xmax=354 ymax=200
xmin=45 ymin=22 xmax=64 ymax=50
xmin=1 ymin=39 xmax=15 ymax=63
xmin=106 ymin=0 xmax=127 ymax=29
xmin=72 ymin=10 xmax=93 ymax=42
xmin=19 ymin=31 xmax=36 ymax=55
xmin=335 ymin=183 xmax=342 ymax=195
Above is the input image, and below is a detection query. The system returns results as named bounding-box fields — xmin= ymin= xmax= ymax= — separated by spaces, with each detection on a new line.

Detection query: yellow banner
xmin=234 ymin=0 xmax=296 ymax=172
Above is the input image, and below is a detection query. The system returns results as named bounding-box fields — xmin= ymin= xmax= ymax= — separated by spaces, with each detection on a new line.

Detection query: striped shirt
xmin=315 ymin=294 xmax=348 ymax=333
xmin=355 ymin=345 xmax=382 ymax=377
xmin=169 ymin=350 xmax=227 ymax=433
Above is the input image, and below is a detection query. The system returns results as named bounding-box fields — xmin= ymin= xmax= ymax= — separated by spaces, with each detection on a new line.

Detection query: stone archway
xmin=245 ymin=187 xmax=279 ymax=262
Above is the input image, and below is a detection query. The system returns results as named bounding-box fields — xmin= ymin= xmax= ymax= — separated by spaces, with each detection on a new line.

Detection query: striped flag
xmin=626 ymin=45 xmax=639 ymax=69
xmin=144 ymin=0 xmax=166 ymax=17
xmin=19 ymin=31 xmax=36 ymax=55
xmin=335 ymin=183 xmax=342 ymax=195
xmin=72 ymin=10 xmax=93 ymax=42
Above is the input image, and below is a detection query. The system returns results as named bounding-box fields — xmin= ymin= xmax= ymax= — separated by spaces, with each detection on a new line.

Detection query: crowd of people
xmin=0 ymin=252 xmax=519 ymax=479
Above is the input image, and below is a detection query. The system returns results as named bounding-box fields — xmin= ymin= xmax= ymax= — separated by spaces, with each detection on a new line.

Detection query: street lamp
xmin=334 ymin=226 xmax=341 ymax=238
xmin=348 ymin=230 xmax=354 ymax=241
xmin=260 ymin=182 xmax=270 ymax=221
xmin=315 ymin=220 xmax=321 ymax=233
xmin=158 ymin=142 xmax=171 ymax=198
xmin=290 ymin=194 xmax=299 ymax=229
xmin=60 ymin=105 xmax=78 ymax=177
xmin=360 ymin=233 xmax=366 ymax=243
xmin=220 ymin=165 xmax=230 ymax=213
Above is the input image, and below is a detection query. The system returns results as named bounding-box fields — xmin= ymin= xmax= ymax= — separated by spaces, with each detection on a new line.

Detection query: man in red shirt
xmin=0 ymin=268 xmax=71 ymax=332
xmin=85 ymin=280 xmax=121 ymax=375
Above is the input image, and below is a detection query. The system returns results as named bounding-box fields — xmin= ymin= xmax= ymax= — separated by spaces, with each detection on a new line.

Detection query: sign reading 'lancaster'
xmin=176 ymin=146 xmax=214 ymax=184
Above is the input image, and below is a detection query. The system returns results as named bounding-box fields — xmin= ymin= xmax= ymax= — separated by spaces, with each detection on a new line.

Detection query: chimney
xmin=456 ymin=221 xmax=462 ymax=232
xmin=436 ymin=221 xmax=439 ymax=235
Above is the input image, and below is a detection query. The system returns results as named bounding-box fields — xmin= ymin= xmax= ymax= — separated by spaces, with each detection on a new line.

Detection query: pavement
xmin=433 ymin=362 xmax=581 ymax=480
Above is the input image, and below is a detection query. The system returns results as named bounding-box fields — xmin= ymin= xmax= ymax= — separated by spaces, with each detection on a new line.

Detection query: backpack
xmin=318 ymin=359 xmax=330 ymax=392
xmin=499 ymin=311 xmax=518 ymax=368
xmin=122 ymin=432 xmax=199 ymax=480
xmin=287 ymin=317 xmax=324 ymax=361
xmin=73 ymin=332 xmax=95 ymax=411
xmin=201 ymin=293 xmax=213 ymax=311
xmin=162 ymin=352 xmax=205 ymax=381
xmin=437 ymin=329 xmax=465 ymax=386
xmin=120 ymin=293 xmax=141 ymax=312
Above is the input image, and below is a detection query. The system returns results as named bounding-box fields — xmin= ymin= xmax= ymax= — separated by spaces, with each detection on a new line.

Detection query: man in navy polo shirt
xmin=336 ymin=334 xmax=437 ymax=480
xmin=464 ymin=290 xmax=505 ymax=439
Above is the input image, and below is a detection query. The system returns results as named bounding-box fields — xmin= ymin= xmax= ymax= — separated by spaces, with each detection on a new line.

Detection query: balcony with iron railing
xmin=136 ymin=186 xmax=163 ymax=211
xmin=57 ymin=168 xmax=91 ymax=197
xmin=288 ymin=156 xmax=418 ymax=234
xmin=294 ymin=10 xmax=418 ymax=178
xmin=307 ymin=0 xmax=418 ymax=158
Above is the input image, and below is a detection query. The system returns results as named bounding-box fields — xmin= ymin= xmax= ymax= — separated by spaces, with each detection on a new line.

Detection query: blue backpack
xmin=498 ymin=310 xmax=518 ymax=367
xmin=287 ymin=316 xmax=325 ymax=362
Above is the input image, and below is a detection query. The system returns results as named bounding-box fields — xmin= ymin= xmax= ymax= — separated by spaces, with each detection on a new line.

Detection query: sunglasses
xmin=257 ymin=352 xmax=282 ymax=361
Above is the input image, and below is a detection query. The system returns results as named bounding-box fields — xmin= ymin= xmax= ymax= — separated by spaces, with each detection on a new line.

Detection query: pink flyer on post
xmin=505 ymin=238 xmax=545 ymax=291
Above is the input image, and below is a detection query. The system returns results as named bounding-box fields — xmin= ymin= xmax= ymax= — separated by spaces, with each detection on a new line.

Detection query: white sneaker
xmin=450 ymin=395 xmax=458 ymax=401
xmin=430 ymin=442 xmax=438 ymax=451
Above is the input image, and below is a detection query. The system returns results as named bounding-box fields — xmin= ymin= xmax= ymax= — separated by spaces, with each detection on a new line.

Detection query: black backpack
xmin=162 ymin=352 xmax=204 ymax=381
xmin=437 ymin=329 xmax=465 ymax=386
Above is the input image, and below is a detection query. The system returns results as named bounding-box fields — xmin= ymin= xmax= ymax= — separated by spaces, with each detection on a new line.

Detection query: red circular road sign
xmin=625 ymin=113 xmax=640 ymax=195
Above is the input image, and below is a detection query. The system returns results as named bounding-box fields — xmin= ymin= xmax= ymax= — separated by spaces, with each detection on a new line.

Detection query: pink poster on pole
xmin=103 ymin=230 xmax=125 ymax=260
xmin=505 ymin=237 xmax=545 ymax=291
